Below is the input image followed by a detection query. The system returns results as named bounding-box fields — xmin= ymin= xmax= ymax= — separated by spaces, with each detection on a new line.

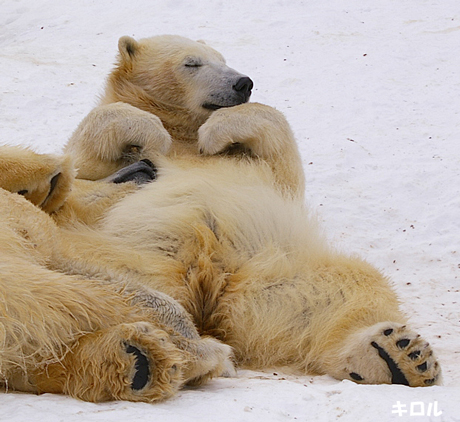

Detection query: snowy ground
xmin=1 ymin=0 xmax=459 ymax=421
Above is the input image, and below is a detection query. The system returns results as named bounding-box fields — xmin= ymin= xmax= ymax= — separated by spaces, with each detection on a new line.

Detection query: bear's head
xmin=101 ymin=35 xmax=253 ymax=141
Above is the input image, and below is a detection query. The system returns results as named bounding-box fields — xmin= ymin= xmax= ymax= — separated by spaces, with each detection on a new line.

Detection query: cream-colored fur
xmin=65 ymin=103 xmax=171 ymax=181
xmin=0 ymin=146 xmax=233 ymax=402
xmin=41 ymin=144 xmax=440 ymax=386
xmin=100 ymin=35 xmax=251 ymax=146
xmin=0 ymin=146 xmax=75 ymax=213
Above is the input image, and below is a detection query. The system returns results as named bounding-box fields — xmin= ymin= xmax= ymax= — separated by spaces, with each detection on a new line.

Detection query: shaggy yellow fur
xmin=0 ymin=147 xmax=233 ymax=402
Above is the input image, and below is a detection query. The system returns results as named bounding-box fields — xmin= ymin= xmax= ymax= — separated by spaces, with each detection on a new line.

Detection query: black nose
xmin=233 ymin=76 xmax=253 ymax=99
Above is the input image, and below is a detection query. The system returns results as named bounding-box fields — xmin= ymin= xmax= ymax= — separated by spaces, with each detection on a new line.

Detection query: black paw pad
xmin=349 ymin=372 xmax=364 ymax=381
xmin=126 ymin=345 xmax=150 ymax=390
xmin=396 ymin=339 xmax=410 ymax=349
xmin=371 ymin=341 xmax=409 ymax=386
xmin=417 ymin=362 xmax=428 ymax=372
xmin=408 ymin=350 xmax=421 ymax=360
xmin=383 ymin=328 xmax=394 ymax=336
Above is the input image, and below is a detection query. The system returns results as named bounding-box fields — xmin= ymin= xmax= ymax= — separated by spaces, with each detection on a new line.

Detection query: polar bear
xmin=0 ymin=146 xmax=234 ymax=402
xmin=58 ymin=35 xmax=441 ymax=388
xmin=65 ymin=35 xmax=305 ymax=199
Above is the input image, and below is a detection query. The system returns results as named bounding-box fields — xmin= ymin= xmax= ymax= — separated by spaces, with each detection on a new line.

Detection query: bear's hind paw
xmin=333 ymin=322 xmax=441 ymax=387
xmin=367 ymin=323 xmax=441 ymax=387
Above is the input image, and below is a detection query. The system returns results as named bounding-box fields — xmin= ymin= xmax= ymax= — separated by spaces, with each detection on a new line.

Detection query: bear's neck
xmin=100 ymin=78 xmax=204 ymax=145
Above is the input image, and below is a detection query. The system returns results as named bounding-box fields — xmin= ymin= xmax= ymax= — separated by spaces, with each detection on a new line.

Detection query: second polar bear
xmin=0 ymin=145 xmax=235 ymax=402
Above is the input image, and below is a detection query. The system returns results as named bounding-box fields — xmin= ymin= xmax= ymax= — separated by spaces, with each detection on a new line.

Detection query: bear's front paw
xmin=198 ymin=103 xmax=269 ymax=156
xmin=198 ymin=102 xmax=293 ymax=160
xmin=197 ymin=109 xmax=242 ymax=156
xmin=332 ymin=322 xmax=441 ymax=387
xmin=65 ymin=103 xmax=172 ymax=180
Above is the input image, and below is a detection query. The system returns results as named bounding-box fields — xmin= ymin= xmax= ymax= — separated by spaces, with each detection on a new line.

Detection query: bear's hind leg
xmin=325 ymin=322 xmax=441 ymax=387
xmin=129 ymin=286 xmax=235 ymax=385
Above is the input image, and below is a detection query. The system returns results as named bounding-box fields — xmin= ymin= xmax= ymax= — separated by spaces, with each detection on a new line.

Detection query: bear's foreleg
xmin=65 ymin=102 xmax=172 ymax=180
xmin=198 ymin=102 xmax=305 ymax=199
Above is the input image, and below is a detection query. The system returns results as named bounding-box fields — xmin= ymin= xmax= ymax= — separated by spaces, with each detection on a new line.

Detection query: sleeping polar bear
xmin=0 ymin=35 xmax=441 ymax=403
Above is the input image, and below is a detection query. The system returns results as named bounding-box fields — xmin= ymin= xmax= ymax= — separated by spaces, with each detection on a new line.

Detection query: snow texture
xmin=1 ymin=1 xmax=459 ymax=421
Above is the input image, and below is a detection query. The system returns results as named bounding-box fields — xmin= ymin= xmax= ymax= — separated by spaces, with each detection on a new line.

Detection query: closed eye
xmin=184 ymin=62 xmax=202 ymax=68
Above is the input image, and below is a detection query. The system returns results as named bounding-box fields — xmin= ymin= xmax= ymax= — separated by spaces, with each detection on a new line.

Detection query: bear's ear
xmin=118 ymin=36 xmax=139 ymax=62
xmin=196 ymin=39 xmax=207 ymax=45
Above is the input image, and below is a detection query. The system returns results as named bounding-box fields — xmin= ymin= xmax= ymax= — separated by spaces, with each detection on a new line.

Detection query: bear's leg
xmin=197 ymin=102 xmax=305 ymax=199
xmin=0 ymin=145 xmax=140 ymax=226
xmin=129 ymin=285 xmax=235 ymax=385
xmin=33 ymin=320 xmax=233 ymax=402
xmin=33 ymin=322 xmax=188 ymax=403
xmin=211 ymin=253 xmax=441 ymax=388
xmin=0 ymin=257 xmax=179 ymax=401
xmin=323 ymin=322 xmax=442 ymax=387
xmin=0 ymin=228 xmax=184 ymax=403
xmin=65 ymin=103 xmax=172 ymax=180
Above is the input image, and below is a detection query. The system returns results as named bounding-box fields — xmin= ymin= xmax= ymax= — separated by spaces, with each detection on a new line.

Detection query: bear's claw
xmin=106 ymin=160 xmax=157 ymax=185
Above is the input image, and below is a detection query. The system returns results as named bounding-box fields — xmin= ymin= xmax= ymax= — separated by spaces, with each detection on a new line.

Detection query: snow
xmin=1 ymin=0 xmax=459 ymax=420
